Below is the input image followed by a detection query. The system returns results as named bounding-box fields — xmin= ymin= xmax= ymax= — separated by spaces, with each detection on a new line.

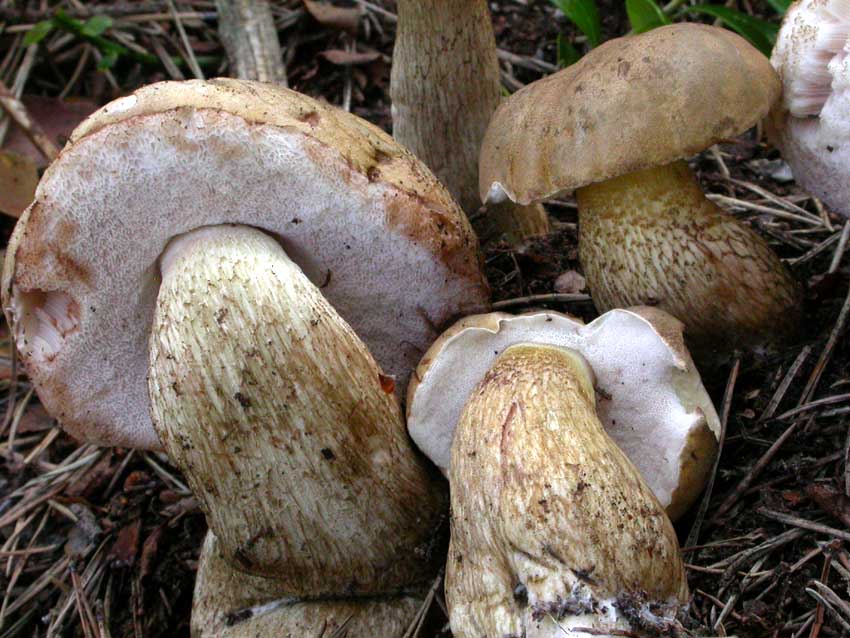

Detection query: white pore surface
xmin=10 ymin=109 xmax=484 ymax=449
xmin=407 ymin=310 xmax=710 ymax=509
xmin=773 ymin=0 xmax=850 ymax=216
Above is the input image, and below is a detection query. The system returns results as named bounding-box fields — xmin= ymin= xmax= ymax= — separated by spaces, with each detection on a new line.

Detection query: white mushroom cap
xmin=770 ymin=0 xmax=850 ymax=217
xmin=407 ymin=307 xmax=720 ymax=520
xmin=2 ymin=78 xmax=489 ymax=449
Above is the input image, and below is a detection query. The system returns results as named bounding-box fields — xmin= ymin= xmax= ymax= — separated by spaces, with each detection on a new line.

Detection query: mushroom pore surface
xmin=149 ymin=225 xmax=445 ymax=588
xmin=769 ymin=0 xmax=850 ymax=217
xmin=447 ymin=344 xmax=688 ymax=637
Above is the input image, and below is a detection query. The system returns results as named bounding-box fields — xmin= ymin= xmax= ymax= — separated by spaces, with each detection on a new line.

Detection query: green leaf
xmin=688 ymin=5 xmax=779 ymax=56
xmin=97 ymin=49 xmax=119 ymax=71
xmin=23 ymin=20 xmax=55 ymax=46
xmin=765 ymin=0 xmax=791 ymax=14
xmin=551 ymin=0 xmax=602 ymax=47
xmin=626 ymin=0 xmax=671 ymax=33
xmin=557 ymin=33 xmax=581 ymax=68
xmin=81 ymin=15 xmax=113 ymax=37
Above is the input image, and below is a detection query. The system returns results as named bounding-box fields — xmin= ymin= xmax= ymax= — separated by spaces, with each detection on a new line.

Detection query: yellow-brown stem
xmin=447 ymin=343 xmax=687 ymax=637
xmin=148 ymin=226 xmax=445 ymax=592
xmin=391 ymin=0 xmax=549 ymax=243
xmin=577 ymin=160 xmax=800 ymax=359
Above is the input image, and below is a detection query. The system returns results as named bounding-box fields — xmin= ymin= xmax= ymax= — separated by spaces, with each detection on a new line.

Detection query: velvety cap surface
xmin=480 ymin=23 xmax=781 ymax=204
xmin=3 ymin=78 xmax=489 ymax=449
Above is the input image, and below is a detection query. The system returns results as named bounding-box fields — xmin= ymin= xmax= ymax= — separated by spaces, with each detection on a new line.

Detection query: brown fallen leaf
xmin=805 ymin=483 xmax=850 ymax=528
xmin=303 ymin=0 xmax=362 ymax=34
xmin=4 ymin=96 xmax=98 ymax=167
xmin=109 ymin=518 xmax=142 ymax=567
xmin=320 ymin=49 xmax=382 ymax=66
xmin=0 ymin=150 xmax=37 ymax=218
xmin=139 ymin=525 xmax=165 ymax=580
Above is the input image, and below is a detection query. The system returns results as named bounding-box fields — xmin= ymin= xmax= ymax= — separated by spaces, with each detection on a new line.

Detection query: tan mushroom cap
xmin=2 ymin=78 xmax=489 ymax=450
xmin=480 ymin=23 xmax=781 ymax=205
xmin=407 ymin=307 xmax=720 ymax=521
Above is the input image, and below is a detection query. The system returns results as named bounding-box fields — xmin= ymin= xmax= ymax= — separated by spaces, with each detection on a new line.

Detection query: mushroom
xmin=408 ymin=307 xmax=720 ymax=521
xmin=444 ymin=343 xmax=689 ymax=636
xmin=769 ymin=0 xmax=850 ymax=218
xmin=390 ymin=0 xmax=550 ymax=242
xmin=3 ymin=78 xmax=489 ymax=450
xmin=3 ymin=79 xmax=489 ymax=633
xmin=479 ymin=23 xmax=801 ymax=358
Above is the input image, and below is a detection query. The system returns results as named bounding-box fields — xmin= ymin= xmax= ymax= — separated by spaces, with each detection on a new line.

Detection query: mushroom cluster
xmin=3 ymin=78 xmax=489 ymax=635
xmin=480 ymin=23 xmax=801 ymax=359
xmin=6 ymin=13 xmax=810 ymax=638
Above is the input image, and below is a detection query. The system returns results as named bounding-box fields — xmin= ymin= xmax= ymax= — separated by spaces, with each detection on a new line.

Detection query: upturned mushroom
xmin=408 ymin=307 xmax=720 ymax=521
xmin=437 ymin=343 xmax=690 ymax=636
xmin=480 ymin=23 xmax=801 ymax=358
xmin=769 ymin=0 xmax=850 ymax=218
xmin=390 ymin=0 xmax=550 ymax=242
xmin=3 ymin=79 xmax=489 ymax=634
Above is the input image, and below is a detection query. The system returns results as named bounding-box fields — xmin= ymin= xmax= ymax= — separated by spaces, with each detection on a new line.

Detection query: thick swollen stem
xmin=390 ymin=0 xmax=549 ymax=242
xmin=577 ymin=160 xmax=801 ymax=357
xmin=191 ymin=532 xmax=425 ymax=637
xmin=148 ymin=225 xmax=445 ymax=591
xmin=447 ymin=344 xmax=688 ymax=637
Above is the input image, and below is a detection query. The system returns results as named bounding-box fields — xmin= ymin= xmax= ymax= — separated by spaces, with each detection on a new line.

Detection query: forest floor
xmin=0 ymin=1 xmax=848 ymax=637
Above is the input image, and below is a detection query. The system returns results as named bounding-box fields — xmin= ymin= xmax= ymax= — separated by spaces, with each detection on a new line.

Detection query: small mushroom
xmin=444 ymin=343 xmax=689 ymax=636
xmin=390 ymin=0 xmax=549 ymax=242
xmin=480 ymin=24 xmax=801 ymax=358
xmin=769 ymin=0 xmax=850 ymax=218
xmin=408 ymin=307 xmax=720 ymax=521
xmin=3 ymin=79 xmax=489 ymax=634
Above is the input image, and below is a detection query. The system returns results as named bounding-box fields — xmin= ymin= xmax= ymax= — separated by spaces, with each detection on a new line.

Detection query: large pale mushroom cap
xmin=480 ymin=23 xmax=780 ymax=205
xmin=407 ymin=307 xmax=720 ymax=520
xmin=769 ymin=0 xmax=850 ymax=217
xmin=2 ymin=78 xmax=489 ymax=449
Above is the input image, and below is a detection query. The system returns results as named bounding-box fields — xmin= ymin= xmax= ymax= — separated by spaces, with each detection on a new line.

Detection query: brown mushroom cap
xmin=479 ymin=23 xmax=780 ymax=205
xmin=2 ymin=78 xmax=489 ymax=450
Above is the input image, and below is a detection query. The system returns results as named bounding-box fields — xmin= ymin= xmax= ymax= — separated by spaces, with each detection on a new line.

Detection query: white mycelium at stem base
xmin=447 ymin=344 xmax=688 ymax=638
xmin=148 ymin=225 xmax=445 ymax=594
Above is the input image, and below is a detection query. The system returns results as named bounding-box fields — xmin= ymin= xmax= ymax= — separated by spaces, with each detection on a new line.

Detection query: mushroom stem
xmin=390 ymin=0 xmax=549 ymax=243
xmin=148 ymin=224 xmax=445 ymax=592
xmin=447 ymin=343 xmax=688 ymax=637
xmin=576 ymin=160 xmax=800 ymax=357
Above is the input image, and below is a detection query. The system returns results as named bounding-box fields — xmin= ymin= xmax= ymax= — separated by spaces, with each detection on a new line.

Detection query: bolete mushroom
xmin=480 ymin=23 xmax=801 ymax=358
xmin=3 ymin=79 xmax=489 ymax=634
xmin=3 ymin=78 xmax=489 ymax=450
xmin=444 ymin=343 xmax=689 ymax=636
xmin=391 ymin=0 xmax=550 ymax=242
xmin=769 ymin=0 xmax=850 ymax=218
xmin=408 ymin=307 xmax=720 ymax=521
